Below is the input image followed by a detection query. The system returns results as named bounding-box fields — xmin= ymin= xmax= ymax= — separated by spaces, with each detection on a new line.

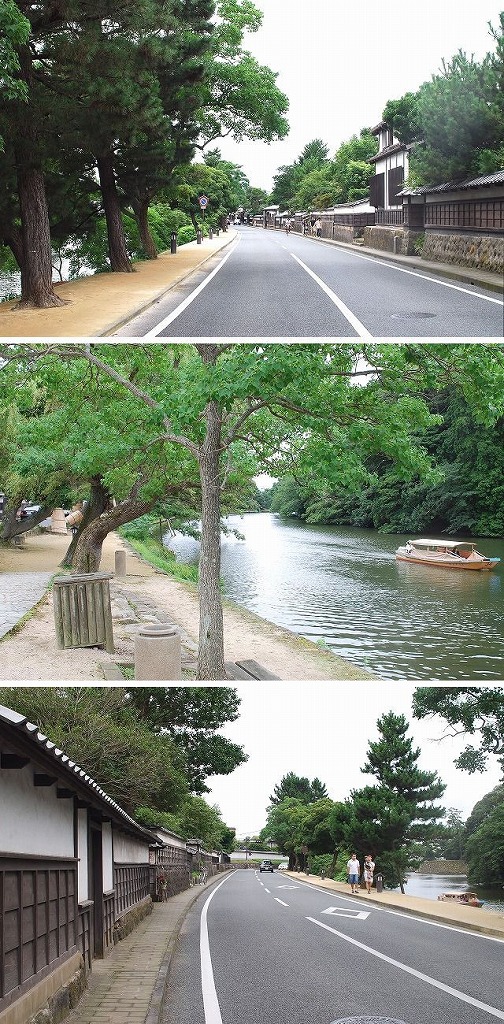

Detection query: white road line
xmin=313 ymin=243 xmax=504 ymax=305
xmin=264 ymin=887 xmax=271 ymax=893
xmin=290 ymin=254 xmax=373 ymax=338
xmin=307 ymin=916 xmax=504 ymax=1020
xmin=143 ymin=242 xmax=239 ymax=337
xmin=200 ymin=873 xmax=235 ymax=1024
xmin=274 ymin=898 xmax=289 ymax=906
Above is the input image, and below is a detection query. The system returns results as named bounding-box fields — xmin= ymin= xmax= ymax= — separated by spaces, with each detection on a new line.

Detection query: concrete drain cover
xmin=389 ymin=309 xmax=436 ymax=317
xmin=332 ymin=1018 xmax=409 ymax=1023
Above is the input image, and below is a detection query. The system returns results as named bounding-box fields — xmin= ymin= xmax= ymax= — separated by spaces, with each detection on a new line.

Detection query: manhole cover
xmin=390 ymin=312 xmax=437 ymax=319
xmin=332 ymin=1018 xmax=409 ymax=1023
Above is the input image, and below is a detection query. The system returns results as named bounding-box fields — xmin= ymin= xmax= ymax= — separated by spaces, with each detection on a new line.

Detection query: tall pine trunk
xmin=132 ymin=198 xmax=158 ymax=259
xmin=13 ymin=48 xmax=66 ymax=309
xmin=197 ymin=399 xmax=225 ymax=680
xmin=96 ymin=152 xmax=133 ymax=273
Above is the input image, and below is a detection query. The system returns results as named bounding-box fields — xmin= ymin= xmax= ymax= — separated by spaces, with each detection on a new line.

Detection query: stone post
xmin=114 ymin=549 xmax=127 ymax=575
xmin=134 ymin=624 xmax=181 ymax=680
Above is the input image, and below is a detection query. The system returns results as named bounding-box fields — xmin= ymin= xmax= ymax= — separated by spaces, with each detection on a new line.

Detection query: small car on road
xmin=259 ymin=859 xmax=274 ymax=872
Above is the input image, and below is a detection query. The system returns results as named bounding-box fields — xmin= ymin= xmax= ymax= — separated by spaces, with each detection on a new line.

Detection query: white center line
xmin=274 ymin=898 xmax=289 ymax=906
xmin=307 ymin=916 xmax=504 ymax=1020
xmin=290 ymin=253 xmax=373 ymax=337
xmin=144 ymin=241 xmax=239 ymax=337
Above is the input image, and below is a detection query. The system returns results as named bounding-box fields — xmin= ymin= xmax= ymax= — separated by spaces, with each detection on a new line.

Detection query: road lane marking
xmin=277 ymin=885 xmax=300 ymax=889
xmin=264 ymin=888 xmax=271 ymax=893
xmin=290 ymin=254 xmax=373 ymax=337
xmin=322 ymin=906 xmax=370 ymax=920
xmin=200 ymin=872 xmax=235 ymax=1024
xmin=307 ymin=916 xmax=504 ymax=1020
xmin=143 ymin=242 xmax=240 ymax=337
xmin=274 ymin=898 xmax=289 ymax=906
xmin=316 ymin=244 xmax=504 ymax=305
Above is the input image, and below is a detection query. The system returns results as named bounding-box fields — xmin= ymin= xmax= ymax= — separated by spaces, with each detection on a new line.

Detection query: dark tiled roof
xmin=369 ymin=142 xmax=406 ymax=163
xmin=0 ymin=703 xmax=157 ymax=841
xmin=400 ymin=170 xmax=504 ymax=195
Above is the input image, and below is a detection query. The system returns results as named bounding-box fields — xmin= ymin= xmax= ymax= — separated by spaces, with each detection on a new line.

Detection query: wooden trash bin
xmin=53 ymin=572 xmax=114 ymax=653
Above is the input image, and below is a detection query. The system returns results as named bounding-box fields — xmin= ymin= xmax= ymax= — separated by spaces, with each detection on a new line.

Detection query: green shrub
xmin=178 ymin=225 xmax=197 ymax=246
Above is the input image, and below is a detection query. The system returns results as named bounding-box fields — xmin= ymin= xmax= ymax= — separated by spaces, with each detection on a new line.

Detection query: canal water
xmin=166 ymin=513 xmax=504 ymax=681
xmin=401 ymin=873 xmax=504 ymax=913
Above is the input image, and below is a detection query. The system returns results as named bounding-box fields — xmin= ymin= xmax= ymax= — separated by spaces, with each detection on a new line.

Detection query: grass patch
xmin=120 ymin=533 xmax=199 ymax=584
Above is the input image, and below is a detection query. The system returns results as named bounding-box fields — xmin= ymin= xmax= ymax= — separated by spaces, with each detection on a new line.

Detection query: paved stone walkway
xmin=0 ymin=572 xmax=53 ymax=638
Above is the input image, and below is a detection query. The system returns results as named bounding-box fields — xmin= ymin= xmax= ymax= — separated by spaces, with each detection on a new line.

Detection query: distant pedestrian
xmin=310 ymin=215 xmax=316 ymax=234
xmin=285 ymin=218 xmax=291 ymax=234
xmin=363 ymin=854 xmax=375 ymax=894
xmin=314 ymin=219 xmax=322 ymax=237
xmin=347 ymin=853 xmax=360 ymax=894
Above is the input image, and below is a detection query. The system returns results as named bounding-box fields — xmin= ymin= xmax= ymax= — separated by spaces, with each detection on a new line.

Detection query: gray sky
xmin=216 ymin=0 xmax=503 ymax=191
xmin=206 ymin=683 xmax=503 ymax=837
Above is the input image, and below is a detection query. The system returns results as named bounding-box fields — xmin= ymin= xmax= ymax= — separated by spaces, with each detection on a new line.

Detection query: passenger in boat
xmin=405 ymin=543 xmax=412 ymax=553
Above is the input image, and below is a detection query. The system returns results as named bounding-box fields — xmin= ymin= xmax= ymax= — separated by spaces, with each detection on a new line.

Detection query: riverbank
xmin=0 ymin=530 xmax=375 ymax=680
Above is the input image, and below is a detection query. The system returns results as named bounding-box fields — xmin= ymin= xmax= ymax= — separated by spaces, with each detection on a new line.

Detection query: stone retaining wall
xmin=418 ymin=859 xmax=468 ymax=874
xmin=363 ymin=225 xmax=423 ymax=256
xmin=422 ymin=231 xmax=503 ymax=273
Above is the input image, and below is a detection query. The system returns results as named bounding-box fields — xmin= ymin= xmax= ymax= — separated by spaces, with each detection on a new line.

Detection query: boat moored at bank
xmin=395 ymin=538 xmax=500 ymax=571
xmin=437 ymin=891 xmax=484 ymax=907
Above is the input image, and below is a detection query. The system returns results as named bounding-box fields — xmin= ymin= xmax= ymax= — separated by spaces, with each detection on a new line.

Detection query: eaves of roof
xmin=369 ymin=143 xmax=406 ymax=163
xmin=0 ymin=704 xmax=158 ymax=843
xmin=399 ymin=169 xmax=504 ymax=195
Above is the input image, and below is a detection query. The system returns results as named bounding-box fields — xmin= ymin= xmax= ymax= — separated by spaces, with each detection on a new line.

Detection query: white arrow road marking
xmin=322 ymin=906 xmax=370 ymax=920
xmin=307 ymin=917 xmax=504 ymax=1021
xmin=277 ymin=885 xmax=299 ymax=889
xmin=144 ymin=241 xmax=240 ymax=337
xmin=290 ymin=253 xmax=373 ymax=338
xmin=200 ymin=872 xmax=235 ymax=1024
xmin=274 ymin=898 xmax=289 ymax=906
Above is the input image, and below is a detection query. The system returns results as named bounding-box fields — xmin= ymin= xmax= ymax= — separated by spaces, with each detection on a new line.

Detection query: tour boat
xmin=395 ymin=538 xmax=500 ymax=571
xmin=437 ymin=891 xmax=484 ymax=908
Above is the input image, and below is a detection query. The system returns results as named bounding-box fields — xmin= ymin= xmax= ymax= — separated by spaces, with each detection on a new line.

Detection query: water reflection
xmin=402 ymin=874 xmax=504 ymax=913
xmin=166 ymin=513 xmax=504 ymax=681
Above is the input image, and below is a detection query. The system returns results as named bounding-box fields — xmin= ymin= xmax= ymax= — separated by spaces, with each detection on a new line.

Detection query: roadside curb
xmin=100 ymin=234 xmax=237 ymax=336
xmin=286 ymin=231 xmax=503 ymax=295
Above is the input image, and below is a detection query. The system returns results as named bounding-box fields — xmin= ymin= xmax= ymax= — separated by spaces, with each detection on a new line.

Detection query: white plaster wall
xmin=0 ymin=767 xmax=74 ymax=856
xmin=113 ymin=832 xmax=150 ymax=864
xmin=77 ymin=809 xmax=89 ymax=902
xmin=102 ymin=822 xmax=113 ymax=891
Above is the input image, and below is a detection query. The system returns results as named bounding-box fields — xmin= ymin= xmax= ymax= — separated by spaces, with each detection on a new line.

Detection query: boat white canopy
xmin=409 ymin=539 xmax=474 ymax=548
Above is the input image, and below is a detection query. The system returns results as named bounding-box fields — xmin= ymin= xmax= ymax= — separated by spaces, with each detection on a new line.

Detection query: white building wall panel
xmin=102 ymin=822 xmax=113 ymax=890
xmin=77 ymin=808 xmax=89 ymax=902
xmin=1 ymin=767 xmax=74 ymax=856
xmin=113 ymin=833 xmax=150 ymax=864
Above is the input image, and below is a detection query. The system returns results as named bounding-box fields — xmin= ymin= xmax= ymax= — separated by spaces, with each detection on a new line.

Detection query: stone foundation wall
xmin=332 ymin=225 xmax=358 ymax=244
xmin=418 ymin=859 xmax=468 ymax=874
xmin=422 ymin=231 xmax=503 ymax=272
xmin=113 ymin=895 xmax=153 ymax=943
xmin=363 ymin=225 xmax=418 ymax=255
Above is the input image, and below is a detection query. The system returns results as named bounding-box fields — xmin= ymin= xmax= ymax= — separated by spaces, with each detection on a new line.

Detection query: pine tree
xmin=347 ymin=712 xmax=446 ymax=891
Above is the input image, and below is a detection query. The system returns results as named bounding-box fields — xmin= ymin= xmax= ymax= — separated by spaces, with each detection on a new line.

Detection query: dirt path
xmin=0 ymin=531 xmax=374 ymax=681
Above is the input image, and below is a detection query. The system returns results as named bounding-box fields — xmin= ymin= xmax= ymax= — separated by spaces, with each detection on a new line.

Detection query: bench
xmin=224 ymin=659 xmax=280 ymax=680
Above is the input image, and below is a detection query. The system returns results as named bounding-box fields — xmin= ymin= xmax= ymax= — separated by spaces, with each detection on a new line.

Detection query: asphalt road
xmin=116 ymin=227 xmax=503 ymax=338
xmin=163 ymin=869 xmax=504 ymax=1024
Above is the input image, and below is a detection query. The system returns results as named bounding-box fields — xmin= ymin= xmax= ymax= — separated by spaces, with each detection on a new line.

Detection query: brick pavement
xmin=0 ymin=572 xmax=53 ymax=638
xmin=64 ymin=878 xmax=220 ymax=1024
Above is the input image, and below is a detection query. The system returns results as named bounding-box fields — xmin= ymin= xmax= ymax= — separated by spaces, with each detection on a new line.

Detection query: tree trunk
xmin=133 ymin=198 xmax=158 ymax=259
xmin=72 ymin=497 xmax=155 ymax=573
xmin=197 ymin=399 xmax=225 ymax=680
xmin=61 ymin=477 xmax=112 ymax=568
xmin=5 ymin=227 xmax=24 ymax=272
xmin=96 ymin=152 xmax=133 ymax=273
xmin=11 ymin=47 xmax=66 ymax=309
xmin=1 ymin=503 xmax=52 ymax=541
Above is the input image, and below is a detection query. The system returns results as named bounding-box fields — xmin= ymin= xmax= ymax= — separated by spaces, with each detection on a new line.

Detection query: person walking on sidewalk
xmin=363 ymin=854 xmax=375 ymax=894
xmin=347 ymin=852 xmax=361 ymax=894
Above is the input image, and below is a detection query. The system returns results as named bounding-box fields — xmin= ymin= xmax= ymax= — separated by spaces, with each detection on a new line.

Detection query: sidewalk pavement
xmin=0 ymin=226 xmax=500 ymax=339
xmin=64 ymin=875 xmax=220 ymax=1024
xmin=0 ymin=232 xmax=236 ymax=338
xmin=0 ymin=571 xmax=53 ymax=638
xmin=63 ymin=867 xmax=504 ymax=1024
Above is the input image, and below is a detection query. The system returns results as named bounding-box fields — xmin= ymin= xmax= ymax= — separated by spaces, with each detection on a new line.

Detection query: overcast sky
xmin=216 ymin=0 xmax=503 ymax=191
xmin=206 ymin=683 xmax=503 ymax=838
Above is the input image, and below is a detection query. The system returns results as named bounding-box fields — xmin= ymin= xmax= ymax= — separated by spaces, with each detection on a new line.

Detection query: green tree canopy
xmin=412 ymin=687 xmax=504 ymax=774
xmin=269 ymin=772 xmax=328 ymax=806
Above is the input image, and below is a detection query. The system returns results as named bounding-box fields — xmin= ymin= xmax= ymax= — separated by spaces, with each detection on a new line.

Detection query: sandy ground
xmin=0 ymin=530 xmax=374 ymax=681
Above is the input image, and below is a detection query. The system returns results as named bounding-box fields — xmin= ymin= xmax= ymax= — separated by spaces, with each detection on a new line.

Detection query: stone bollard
xmin=134 ymin=624 xmax=181 ymax=680
xmin=114 ymin=549 xmax=127 ymax=576
xmin=51 ymin=508 xmax=68 ymax=534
